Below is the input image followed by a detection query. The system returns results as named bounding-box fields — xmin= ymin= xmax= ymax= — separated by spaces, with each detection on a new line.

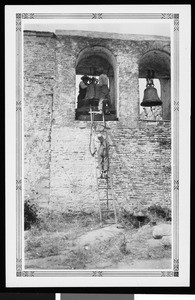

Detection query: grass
xmin=25 ymin=208 xmax=101 ymax=263
xmin=25 ymin=204 xmax=172 ymax=269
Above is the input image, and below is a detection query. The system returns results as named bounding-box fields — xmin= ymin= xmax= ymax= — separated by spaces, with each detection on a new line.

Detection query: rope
xmin=89 ymin=124 xmax=96 ymax=157
xmin=89 ymin=106 xmax=97 ymax=157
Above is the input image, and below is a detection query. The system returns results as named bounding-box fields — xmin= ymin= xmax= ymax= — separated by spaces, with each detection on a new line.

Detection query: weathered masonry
xmin=23 ymin=30 xmax=171 ymax=213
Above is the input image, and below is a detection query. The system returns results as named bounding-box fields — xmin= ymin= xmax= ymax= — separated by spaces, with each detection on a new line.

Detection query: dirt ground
xmin=25 ymin=217 xmax=172 ymax=270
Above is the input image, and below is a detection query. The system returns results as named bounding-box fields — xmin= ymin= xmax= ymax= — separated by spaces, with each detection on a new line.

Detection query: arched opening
xmin=75 ymin=46 xmax=118 ymax=121
xmin=139 ymin=78 xmax=162 ymax=120
xmin=138 ymin=50 xmax=171 ymax=120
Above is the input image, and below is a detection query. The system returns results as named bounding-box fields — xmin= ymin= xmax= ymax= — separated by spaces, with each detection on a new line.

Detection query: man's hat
xmin=81 ymin=75 xmax=89 ymax=81
xmin=97 ymin=133 xmax=104 ymax=140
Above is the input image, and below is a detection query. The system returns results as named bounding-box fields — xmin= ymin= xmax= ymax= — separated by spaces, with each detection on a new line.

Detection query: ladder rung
xmin=98 ymin=187 xmax=111 ymax=189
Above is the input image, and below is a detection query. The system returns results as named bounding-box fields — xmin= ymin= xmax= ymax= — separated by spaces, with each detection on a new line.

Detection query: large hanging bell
xmin=141 ymin=84 xmax=162 ymax=107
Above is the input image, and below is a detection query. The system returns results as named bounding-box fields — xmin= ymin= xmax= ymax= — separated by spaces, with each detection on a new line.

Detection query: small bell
xmin=141 ymin=76 xmax=162 ymax=107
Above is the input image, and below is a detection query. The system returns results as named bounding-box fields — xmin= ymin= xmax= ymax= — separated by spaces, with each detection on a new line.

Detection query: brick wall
xmin=109 ymin=121 xmax=171 ymax=212
xmin=23 ymin=31 xmax=171 ymax=213
xmin=49 ymin=122 xmax=99 ymax=213
xmin=48 ymin=121 xmax=171 ymax=213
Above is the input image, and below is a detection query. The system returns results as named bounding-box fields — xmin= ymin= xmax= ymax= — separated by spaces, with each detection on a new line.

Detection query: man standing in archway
xmin=97 ymin=67 xmax=111 ymax=113
xmin=77 ymin=75 xmax=89 ymax=108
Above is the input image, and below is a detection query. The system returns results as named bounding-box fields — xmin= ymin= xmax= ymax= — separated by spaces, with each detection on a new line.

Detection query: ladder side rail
xmin=108 ymin=167 xmax=118 ymax=224
xmin=90 ymin=105 xmax=102 ymax=224
xmin=102 ymin=110 xmax=110 ymax=209
xmin=90 ymin=108 xmax=117 ymax=224
xmin=95 ymin=165 xmax=103 ymax=225
xmin=103 ymin=113 xmax=117 ymax=223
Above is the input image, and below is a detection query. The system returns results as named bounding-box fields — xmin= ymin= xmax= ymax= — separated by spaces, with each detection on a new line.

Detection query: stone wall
xmin=23 ymin=32 xmax=56 ymax=205
xmin=23 ymin=30 xmax=171 ymax=213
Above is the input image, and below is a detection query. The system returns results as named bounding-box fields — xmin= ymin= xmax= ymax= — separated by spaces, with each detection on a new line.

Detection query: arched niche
xmin=76 ymin=46 xmax=118 ymax=111
xmin=138 ymin=50 xmax=171 ymax=120
xmin=139 ymin=50 xmax=170 ymax=79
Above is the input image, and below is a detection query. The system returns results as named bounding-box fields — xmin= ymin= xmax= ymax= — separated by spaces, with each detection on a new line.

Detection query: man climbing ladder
xmin=96 ymin=133 xmax=109 ymax=179
xmin=89 ymin=106 xmax=117 ymax=225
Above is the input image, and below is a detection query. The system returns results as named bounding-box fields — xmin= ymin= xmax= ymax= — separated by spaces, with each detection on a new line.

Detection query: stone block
xmin=161 ymin=235 xmax=172 ymax=247
xmin=153 ymin=224 xmax=172 ymax=239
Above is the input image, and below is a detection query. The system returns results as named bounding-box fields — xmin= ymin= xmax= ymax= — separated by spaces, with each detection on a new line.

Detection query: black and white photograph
xmin=23 ymin=18 xmax=172 ymax=272
xmin=5 ymin=5 xmax=191 ymax=287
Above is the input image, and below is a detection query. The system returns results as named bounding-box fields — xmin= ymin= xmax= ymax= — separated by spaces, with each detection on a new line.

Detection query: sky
xmin=24 ymin=22 xmax=170 ymax=37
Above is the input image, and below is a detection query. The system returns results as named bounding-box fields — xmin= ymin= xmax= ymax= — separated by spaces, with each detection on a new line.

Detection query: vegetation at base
xmin=147 ymin=204 xmax=171 ymax=221
xmin=119 ymin=204 xmax=171 ymax=228
xmin=24 ymin=198 xmax=40 ymax=230
xmin=24 ymin=203 xmax=172 ymax=269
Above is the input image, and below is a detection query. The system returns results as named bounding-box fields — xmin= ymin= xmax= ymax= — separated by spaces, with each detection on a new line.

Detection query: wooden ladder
xmin=89 ymin=105 xmax=117 ymax=226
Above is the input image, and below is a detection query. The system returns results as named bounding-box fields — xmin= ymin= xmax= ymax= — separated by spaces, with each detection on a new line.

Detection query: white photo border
xmin=16 ymin=11 xmax=178 ymax=279
xmin=6 ymin=5 xmax=191 ymax=287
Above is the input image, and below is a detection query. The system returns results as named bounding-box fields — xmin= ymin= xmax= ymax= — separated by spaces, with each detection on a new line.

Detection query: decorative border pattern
xmin=16 ymin=13 xmax=21 ymax=31
xmin=92 ymin=13 xmax=103 ymax=19
xmin=174 ymin=20 xmax=179 ymax=31
xmin=16 ymin=100 xmax=22 ymax=111
xmin=173 ymin=13 xmax=179 ymax=270
xmin=22 ymin=13 xmax=35 ymax=19
xmin=92 ymin=271 xmax=103 ymax=277
xmin=16 ymin=11 xmax=23 ymax=270
xmin=174 ymin=101 xmax=179 ymax=111
xmin=16 ymin=12 xmax=179 ymax=278
xmin=174 ymin=258 xmax=179 ymax=276
xmin=16 ymin=258 xmax=22 ymax=276
xmin=16 ymin=179 xmax=22 ymax=190
xmin=161 ymin=271 xmax=174 ymax=277
xmin=161 ymin=13 xmax=173 ymax=19
xmin=174 ymin=180 xmax=179 ymax=190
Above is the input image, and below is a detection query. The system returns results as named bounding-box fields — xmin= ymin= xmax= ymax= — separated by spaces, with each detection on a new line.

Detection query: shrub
xmin=119 ymin=208 xmax=150 ymax=228
xmin=148 ymin=204 xmax=171 ymax=220
xmin=24 ymin=198 xmax=39 ymax=230
xmin=119 ymin=204 xmax=171 ymax=228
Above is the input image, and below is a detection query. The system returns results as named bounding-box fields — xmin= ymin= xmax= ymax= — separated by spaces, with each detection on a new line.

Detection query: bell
xmin=141 ymin=76 xmax=162 ymax=107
